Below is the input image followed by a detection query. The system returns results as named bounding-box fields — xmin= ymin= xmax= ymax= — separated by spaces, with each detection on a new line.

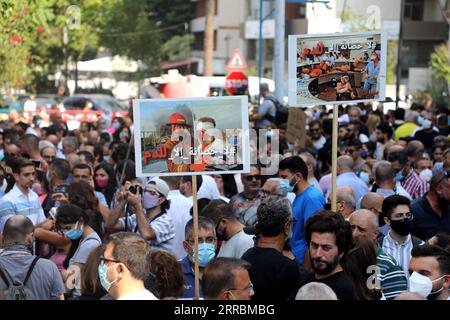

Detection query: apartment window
xmin=404 ymin=0 xmax=424 ymax=21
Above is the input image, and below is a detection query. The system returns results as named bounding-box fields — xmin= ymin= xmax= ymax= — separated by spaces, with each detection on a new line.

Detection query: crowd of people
xmin=0 ymin=87 xmax=448 ymax=301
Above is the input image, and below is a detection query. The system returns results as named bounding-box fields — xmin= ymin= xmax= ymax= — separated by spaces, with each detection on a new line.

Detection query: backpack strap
xmin=23 ymin=257 xmax=40 ymax=285
xmin=0 ymin=265 xmax=11 ymax=287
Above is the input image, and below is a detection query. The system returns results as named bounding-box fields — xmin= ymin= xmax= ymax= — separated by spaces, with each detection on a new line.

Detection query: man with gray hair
xmin=0 ymin=216 xmax=64 ymax=300
xmin=299 ymin=152 xmax=322 ymax=193
xmin=349 ymin=209 xmax=407 ymax=299
xmin=333 ymin=186 xmax=356 ymax=220
xmin=295 ymin=282 xmax=338 ymax=300
xmin=259 ymin=178 xmax=296 ymax=203
xmin=326 ymin=155 xmax=369 ymax=205
xmin=242 ymin=196 xmax=301 ymax=301
xmin=62 ymin=136 xmax=79 ymax=157
xmin=373 ymin=160 xmax=412 ymax=200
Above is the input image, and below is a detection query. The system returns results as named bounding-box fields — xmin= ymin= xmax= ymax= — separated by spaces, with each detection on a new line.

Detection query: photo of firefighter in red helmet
xmin=134 ymin=97 xmax=249 ymax=177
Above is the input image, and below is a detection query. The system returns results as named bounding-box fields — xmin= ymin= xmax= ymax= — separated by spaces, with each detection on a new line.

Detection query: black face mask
xmin=215 ymin=221 xmax=228 ymax=241
xmin=324 ymin=203 xmax=332 ymax=210
xmin=21 ymin=151 xmax=30 ymax=159
xmin=389 ymin=218 xmax=412 ymax=236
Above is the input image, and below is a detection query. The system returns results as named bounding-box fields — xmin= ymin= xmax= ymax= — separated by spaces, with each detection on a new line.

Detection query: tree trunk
xmin=203 ymin=0 xmax=215 ymax=76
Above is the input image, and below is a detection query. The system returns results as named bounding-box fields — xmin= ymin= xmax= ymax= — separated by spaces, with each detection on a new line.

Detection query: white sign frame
xmin=288 ymin=31 xmax=387 ymax=107
xmin=133 ymin=96 xmax=250 ymax=177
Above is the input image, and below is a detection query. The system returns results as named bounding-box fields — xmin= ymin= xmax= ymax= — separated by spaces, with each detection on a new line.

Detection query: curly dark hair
xmin=148 ymin=250 xmax=185 ymax=299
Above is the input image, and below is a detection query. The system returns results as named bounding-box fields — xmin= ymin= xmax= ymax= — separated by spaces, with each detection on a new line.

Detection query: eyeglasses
xmin=188 ymin=237 xmax=216 ymax=246
xmin=390 ymin=212 xmax=414 ymax=221
xmin=245 ymin=175 xmax=261 ymax=182
xmin=310 ymin=128 xmax=320 ymax=132
xmin=228 ymin=282 xmax=254 ymax=292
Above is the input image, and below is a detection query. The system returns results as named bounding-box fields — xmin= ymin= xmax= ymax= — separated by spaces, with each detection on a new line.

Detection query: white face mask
xmin=408 ymin=272 xmax=432 ymax=298
xmin=408 ymin=272 xmax=446 ymax=298
xmin=419 ymin=169 xmax=433 ymax=183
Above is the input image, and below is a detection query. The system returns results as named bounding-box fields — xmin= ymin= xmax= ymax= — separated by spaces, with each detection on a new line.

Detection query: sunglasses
xmin=245 ymin=175 xmax=261 ymax=182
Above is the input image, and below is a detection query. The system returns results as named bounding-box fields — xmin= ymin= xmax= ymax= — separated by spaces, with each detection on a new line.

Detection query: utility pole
xmin=274 ymin=0 xmax=285 ymax=101
xmin=395 ymin=0 xmax=405 ymax=109
xmin=204 ymin=0 xmax=215 ymax=76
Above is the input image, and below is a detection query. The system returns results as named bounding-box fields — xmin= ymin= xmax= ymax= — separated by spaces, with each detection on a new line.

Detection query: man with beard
xmin=411 ymin=171 xmax=450 ymax=241
xmin=279 ymin=157 xmax=325 ymax=264
xmin=230 ymin=166 xmax=262 ymax=227
xmin=408 ymin=244 xmax=450 ymax=300
xmin=241 ymin=197 xmax=301 ymax=301
xmin=299 ymin=210 xmax=356 ymax=300
xmin=0 ymin=158 xmax=46 ymax=233
xmin=349 ymin=209 xmax=408 ymax=299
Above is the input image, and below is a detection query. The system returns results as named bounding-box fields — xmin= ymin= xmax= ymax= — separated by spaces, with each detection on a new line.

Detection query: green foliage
xmin=429 ymin=44 xmax=450 ymax=84
xmin=161 ymin=34 xmax=194 ymax=62
xmin=386 ymin=40 xmax=397 ymax=85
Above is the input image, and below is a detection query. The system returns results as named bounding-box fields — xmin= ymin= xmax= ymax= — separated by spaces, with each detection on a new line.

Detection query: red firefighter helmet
xmin=167 ymin=112 xmax=190 ymax=126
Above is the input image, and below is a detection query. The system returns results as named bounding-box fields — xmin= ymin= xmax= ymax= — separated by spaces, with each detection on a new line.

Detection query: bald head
xmin=3 ymin=215 xmax=34 ymax=244
xmin=349 ymin=209 xmax=379 ymax=242
xmin=387 ymin=144 xmax=404 ymax=156
xmin=360 ymin=192 xmax=384 ymax=216
xmin=337 ymin=155 xmax=354 ymax=173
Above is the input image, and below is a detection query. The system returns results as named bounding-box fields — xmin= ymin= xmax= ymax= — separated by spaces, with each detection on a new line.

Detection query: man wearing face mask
xmin=279 ymin=156 xmax=325 ymax=264
xmin=106 ymin=178 xmax=175 ymax=252
xmin=98 ymin=232 xmax=158 ymax=300
xmin=412 ymin=114 xmax=439 ymax=150
xmin=411 ymin=171 xmax=450 ymax=241
xmin=378 ymin=195 xmax=425 ymax=278
xmin=408 ymin=244 xmax=450 ymax=300
xmin=178 ymin=217 xmax=217 ymax=299
xmin=201 ymin=199 xmax=253 ymax=259
xmin=0 ymin=216 xmax=65 ymax=300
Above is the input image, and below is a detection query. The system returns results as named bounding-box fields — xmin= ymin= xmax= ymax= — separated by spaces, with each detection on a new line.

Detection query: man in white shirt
xmin=201 ymin=200 xmax=254 ymax=259
xmin=0 ymin=158 xmax=46 ymax=233
xmin=309 ymin=120 xmax=326 ymax=152
xmin=160 ymin=176 xmax=193 ymax=260
xmin=99 ymin=232 xmax=158 ymax=300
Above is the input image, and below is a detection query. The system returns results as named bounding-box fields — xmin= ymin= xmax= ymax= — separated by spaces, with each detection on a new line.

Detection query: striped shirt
xmin=401 ymin=169 xmax=429 ymax=200
xmin=119 ymin=212 xmax=175 ymax=252
xmin=377 ymin=247 xmax=408 ymax=300
xmin=381 ymin=233 xmax=424 ymax=279
xmin=0 ymin=184 xmax=46 ymax=232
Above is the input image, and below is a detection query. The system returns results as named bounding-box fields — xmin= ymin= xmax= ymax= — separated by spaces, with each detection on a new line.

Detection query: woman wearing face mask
xmin=105 ymin=178 xmax=175 ymax=253
xmin=56 ymin=204 xmax=102 ymax=298
xmin=115 ymin=126 xmax=131 ymax=144
xmin=94 ymin=162 xmax=117 ymax=208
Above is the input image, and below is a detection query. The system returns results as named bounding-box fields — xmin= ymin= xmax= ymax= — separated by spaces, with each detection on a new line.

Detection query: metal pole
xmin=331 ymin=105 xmax=338 ymax=212
xmin=274 ymin=0 xmax=285 ymax=101
xmin=258 ymin=0 xmax=263 ymax=107
xmin=395 ymin=0 xmax=405 ymax=109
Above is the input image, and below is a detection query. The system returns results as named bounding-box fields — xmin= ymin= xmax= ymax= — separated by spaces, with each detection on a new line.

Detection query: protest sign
xmin=133 ymin=96 xmax=250 ymax=177
xmin=288 ymin=31 xmax=387 ymax=106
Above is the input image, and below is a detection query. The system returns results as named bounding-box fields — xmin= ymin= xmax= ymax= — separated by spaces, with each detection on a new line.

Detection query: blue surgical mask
xmin=359 ymin=172 xmax=370 ymax=185
xmin=279 ymin=179 xmax=293 ymax=193
xmin=192 ymin=243 xmax=216 ymax=267
xmin=65 ymin=221 xmax=84 ymax=240
xmin=418 ymin=115 xmax=424 ymax=126
xmin=360 ymin=150 xmax=369 ymax=159
xmin=98 ymin=261 xmax=118 ymax=292
xmin=396 ymin=171 xmax=404 ymax=182
xmin=103 ymin=155 xmax=110 ymax=161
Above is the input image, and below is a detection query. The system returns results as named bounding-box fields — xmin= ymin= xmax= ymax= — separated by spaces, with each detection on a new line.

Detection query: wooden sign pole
xmin=192 ymin=175 xmax=200 ymax=300
xmin=331 ymin=105 xmax=338 ymax=212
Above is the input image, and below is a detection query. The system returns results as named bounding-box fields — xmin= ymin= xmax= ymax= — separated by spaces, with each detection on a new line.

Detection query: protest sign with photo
xmin=288 ymin=31 xmax=387 ymax=106
xmin=133 ymin=96 xmax=250 ymax=177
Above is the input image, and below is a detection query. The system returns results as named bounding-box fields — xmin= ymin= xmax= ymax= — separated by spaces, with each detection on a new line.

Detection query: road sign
xmin=225 ymin=49 xmax=248 ymax=71
xmin=225 ymin=71 xmax=248 ymax=95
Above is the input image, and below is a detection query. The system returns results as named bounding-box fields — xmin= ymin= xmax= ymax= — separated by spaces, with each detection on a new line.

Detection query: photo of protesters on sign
xmin=134 ymin=96 xmax=250 ymax=177
xmin=288 ymin=32 xmax=387 ymax=106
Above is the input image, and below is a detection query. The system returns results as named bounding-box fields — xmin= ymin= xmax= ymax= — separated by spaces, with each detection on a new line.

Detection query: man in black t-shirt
xmin=241 ymin=196 xmax=301 ymax=301
xmin=297 ymin=210 xmax=357 ymax=300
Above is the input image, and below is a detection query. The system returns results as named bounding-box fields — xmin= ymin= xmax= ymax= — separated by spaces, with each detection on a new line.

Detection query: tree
xmin=203 ymin=0 xmax=215 ymax=76
xmin=429 ymin=43 xmax=450 ymax=84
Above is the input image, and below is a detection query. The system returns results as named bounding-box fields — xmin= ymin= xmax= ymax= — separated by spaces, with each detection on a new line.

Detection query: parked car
xmin=63 ymin=94 xmax=127 ymax=112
